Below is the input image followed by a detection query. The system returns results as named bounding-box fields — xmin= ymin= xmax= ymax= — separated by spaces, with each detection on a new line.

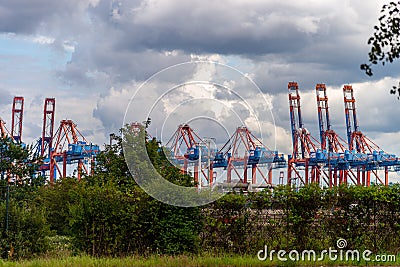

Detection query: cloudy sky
xmin=1 ymin=0 xmax=400 ymax=164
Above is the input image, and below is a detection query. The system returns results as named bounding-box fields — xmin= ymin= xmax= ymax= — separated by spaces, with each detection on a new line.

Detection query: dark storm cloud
xmin=0 ymin=88 xmax=12 ymax=105
xmin=80 ymin=0 xmax=383 ymax=141
xmin=115 ymin=19 xmax=309 ymax=56
xmin=85 ymin=49 xmax=192 ymax=84
xmin=0 ymin=0 xmax=86 ymax=33
xmin=90 ymin=0 xmax=314 ymax=55
xmin=0 ymin=0 xmax=375 ymax=95
xmin=57 ymin=62 xmax=95 ymax=88
xmin=0 ymin=0 xmax=382 ymax=73
xmin=51 ymin=0 xmax=384 ymax=92
xmin=53 ymin=0 xmax=325 ymax=87
xmin=0 ymin=0 xmax=58 ymax=33
xmin=2 ymin=0 xmax=396 ymax=148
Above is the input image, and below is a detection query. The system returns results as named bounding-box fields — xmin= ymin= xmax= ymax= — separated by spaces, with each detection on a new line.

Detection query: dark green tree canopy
xmin=0 ymin=135 xmax=40 ymax=184
xmin=362 ymin=1 xmax=400 ymax=97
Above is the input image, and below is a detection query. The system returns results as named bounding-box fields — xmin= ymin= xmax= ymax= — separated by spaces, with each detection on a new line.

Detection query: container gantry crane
xmin=343 ymin=85 xmax=400 ymax=186
xmin=41 ymin=98 xmax=56 ymax=157
xmin=35 ymin=98 xmax=56 ymax=175
xmin=11 ymin=96 xmax=24 ymax=143
xmin=287 ymin=82 xmax=322 ymax=186
xmin=0 ymin=118 xmax=11 ymax=138
xmin=165 ymin=124 xmax=213 ymax=187
xmin=315 ymin=84 xmax=358 ymax=186
xmin=216 ymin=126 xmax=284 ymax=186
xmin=49 ymin=119 xmax=99 ymax=183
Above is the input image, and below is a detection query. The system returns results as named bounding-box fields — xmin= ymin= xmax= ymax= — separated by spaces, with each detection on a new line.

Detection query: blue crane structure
xmin=166 ymin=124 xmax=286 ymax=188
xmin=343 ymin=85 xmax=400 ymax=185
xmin=34 ymin=98 xmax=56 ymax=176
xmin=215 ymin=126 xmax=285 ymax=186
xmin=0 ymin=81 xmax=399 ymax=188
xmin=315 ymin=84 xmax=358 ymax=186
xmin=28 ymin=98 xmax=100 ymax=182
xmin=288 ymin=82 xmax=400 ymax=187
xmin=287 ymin=82 xmax=324 ymax=186
xmin=49 ymin=119 xmax=100 ymax=183
xmin=165 ymin=123 xmax=212 ymax=186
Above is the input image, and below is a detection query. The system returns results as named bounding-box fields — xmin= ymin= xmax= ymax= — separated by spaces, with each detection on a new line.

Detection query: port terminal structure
xmin=0 ymin=96 xmax=100 ymax=183
xmin=164 ymin=82 xmax=400 ymax=189
xmin=165 ymin=124 xmax=286 ymax=190
xmin=287 ymin=82 xmax=400 ymax=188
xmin=1 ymin=81 xmax=399 ymax=188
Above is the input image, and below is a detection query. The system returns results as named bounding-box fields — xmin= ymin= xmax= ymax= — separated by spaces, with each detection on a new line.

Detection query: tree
xmin=361 ymin=1 xmax=400 ymax=98
xmin=0 ymin=136 xmax=40 ymax=183
xmin=89 ymin=132 xmax=134 ymax=188
xmin=46 ymin=124 xmax=203 ymax=256
xmin=0 ymin=136 xmax=49 ymax=259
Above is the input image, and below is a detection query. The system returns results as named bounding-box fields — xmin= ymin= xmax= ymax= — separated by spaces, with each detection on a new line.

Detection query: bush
xmin=0 ymin=198 xmax=51 ymax=259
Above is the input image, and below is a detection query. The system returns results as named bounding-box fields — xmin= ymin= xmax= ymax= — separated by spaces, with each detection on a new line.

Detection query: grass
xmin=0 ymin=254 xmax=398 ymax=267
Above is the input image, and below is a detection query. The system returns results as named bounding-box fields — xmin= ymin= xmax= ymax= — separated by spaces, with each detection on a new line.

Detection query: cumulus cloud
xmin=35 ymin=0 xmax=388 ymax=91
xmin=93 ymin=86 xmax=133 ymax=132
xmin=0 ymin=0 xmax=97 ymax=34
xmin=1 ymin=0 xmax=400 ymax=163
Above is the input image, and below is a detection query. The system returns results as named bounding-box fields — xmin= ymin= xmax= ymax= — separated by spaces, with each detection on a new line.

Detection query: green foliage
xmin=46 ymin=177 xmax=201 ymax=257
xmin=0 ymin=197 xmax=51 ymax=259
xmin=0 ymin=136 xmax=49 ymax=259
xmin=362 ymin=1 xmax=400 ymax=97
xmin=37 ymin=178 xmax=81 ymax=236
xmin=285 ymin=184 xmax=324 ymax=250
xmin=44 ymin=235 xmax=73 ymax=258
xmin=5 ymin=125 xmax=400 ymax=260
xmin=362 ymin=2 xmax=400 ymax=76
xmin=89 ymin=133 xmax=134 ymax=189
xmin=198 ymin=183 xmax=400 ymax=255
xmin=201 ymin=193 xmax=254 ymax=254
xmin=150 ymin=202 xmax=202 ymax=255
xmin=0 ymin=136 xmax=41 ymax=182
xmin=39 ymin=124 xmax=202 ymax=257
xmin=68 ymin=182 xmax=139 ymax=256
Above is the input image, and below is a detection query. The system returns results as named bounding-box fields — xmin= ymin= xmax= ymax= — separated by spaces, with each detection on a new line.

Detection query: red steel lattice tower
xmin=166 ymin=124 xmax=211 ymax=186
xmin=316 ymin=84 xmax=358 ymax=186
xmin=49 ymin=119 xmax=98 ymax=183
xmin=11 ymin=96 xmax=24 ymax=143
xmin=41 ymin=98 xmax=56 ymax=157
xmin=221 ymin=126 xmax=274 ymax=185
xmin=287 ymin=82 xmax=321 ymax=186
xmin=343 ymin=85 xmax=389 ymax=185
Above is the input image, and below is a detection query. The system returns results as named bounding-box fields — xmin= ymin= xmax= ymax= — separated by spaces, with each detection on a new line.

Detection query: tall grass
xmin=0 ymin=254 xmax=399 ymax=267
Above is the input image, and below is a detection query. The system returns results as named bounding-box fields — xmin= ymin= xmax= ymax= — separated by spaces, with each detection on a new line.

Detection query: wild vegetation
xmin=0 ymin=126 xmax=400 ymax=265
